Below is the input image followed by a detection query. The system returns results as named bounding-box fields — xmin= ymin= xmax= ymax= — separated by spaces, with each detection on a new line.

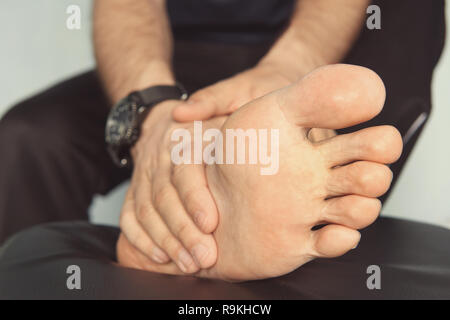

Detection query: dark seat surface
xmin=0 ymin=217 xmax=449 ymax=299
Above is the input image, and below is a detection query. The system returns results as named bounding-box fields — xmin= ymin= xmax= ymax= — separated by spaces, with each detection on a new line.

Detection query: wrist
xmin=110 ymin=60 xmax=175 ymax=104
xmin=260 ymin=40 xmax=328 ymax=82
xmin=131 ymin=99 xmax=180 ymax=161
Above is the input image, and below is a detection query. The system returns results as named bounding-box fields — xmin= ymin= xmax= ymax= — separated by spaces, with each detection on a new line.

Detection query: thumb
xmin=172 ymin=86 xmax=234 ymax=122
xmin=172 ymin=99 xmax=218 ymax=122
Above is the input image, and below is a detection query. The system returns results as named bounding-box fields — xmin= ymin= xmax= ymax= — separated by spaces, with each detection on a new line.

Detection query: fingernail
xmin=191 ymin=243 xmax=209 ymax=268
xmin=151 ymin=246 xmax=168 ymax=264
xmin=177 ymin=249 xmax=195 ymax=273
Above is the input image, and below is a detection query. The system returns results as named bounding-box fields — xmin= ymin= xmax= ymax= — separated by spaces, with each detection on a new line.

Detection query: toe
xmin=309 ymin=224 xmax=361 ymax=258
xmin=317 ymin=125 xmax=403 ymax=168
xmin=276 ymin=64 xmax=386 ymax=129
xmin=326 ymin=161 xmax=393 ymax=198
xmin=321 ymin=195 xmax=381 ymax=229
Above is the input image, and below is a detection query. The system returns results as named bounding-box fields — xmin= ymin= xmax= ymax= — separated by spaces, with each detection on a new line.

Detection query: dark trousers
xmin=1 ymin=217 xmax=450 ymax=299
xmin=0 ymin=0 xmax=445 ymax=244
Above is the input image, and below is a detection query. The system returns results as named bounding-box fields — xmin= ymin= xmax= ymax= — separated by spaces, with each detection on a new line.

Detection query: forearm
xmin=261 ymin=0 xmax=370 ymax=80
xmin=94 ymin=0 xmax=174 ymax=104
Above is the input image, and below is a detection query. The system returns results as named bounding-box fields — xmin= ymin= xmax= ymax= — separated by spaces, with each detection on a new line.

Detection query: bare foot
xmin=117 ymin=64 xmax=403 ymax=281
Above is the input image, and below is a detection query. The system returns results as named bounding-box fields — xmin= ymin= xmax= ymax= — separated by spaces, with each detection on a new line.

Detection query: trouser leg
xmin=0 ymin=41 xmax=271 ymax=244
xmin=0 ymin=71 xmax=131 ymax=244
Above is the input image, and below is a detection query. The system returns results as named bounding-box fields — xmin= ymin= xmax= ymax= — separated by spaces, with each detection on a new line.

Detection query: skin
xmin=94 ymin=0 xmax=219 ymax=272
xmin=94 ymin=0 xmax=370 ymax=274
xmin=117 ymin=65 xmax=403 ymax=281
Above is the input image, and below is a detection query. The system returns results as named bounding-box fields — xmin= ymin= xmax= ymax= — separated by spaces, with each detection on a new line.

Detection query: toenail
xmin=178 ymin=249 xmax=195 ymax=273
xmin=191 ymin=243 xmax=209 ymax=267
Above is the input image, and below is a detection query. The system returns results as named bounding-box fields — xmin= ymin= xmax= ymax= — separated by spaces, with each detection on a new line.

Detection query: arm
xmin=94 ymin=0 xmax=174 ymax=103
xmin=261 ymin=0 xmax=370 ymax=80
xmin=94 ymin=0 xmax=220 ymax=273
xmin=173 ymin=0 xmax=370 ymax=121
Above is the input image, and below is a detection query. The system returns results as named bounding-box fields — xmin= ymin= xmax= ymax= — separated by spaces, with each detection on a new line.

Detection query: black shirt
xmin=167 ymin=0 xmax=296 ymax=44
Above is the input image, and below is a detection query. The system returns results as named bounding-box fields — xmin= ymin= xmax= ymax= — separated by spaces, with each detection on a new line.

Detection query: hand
xmin=119 ymin=100 xmax=223 ymax=274
xmin=172 ymin=63 xmax=336 ymax=141
xmin=172 ymin=62 xmax=295 ymax=122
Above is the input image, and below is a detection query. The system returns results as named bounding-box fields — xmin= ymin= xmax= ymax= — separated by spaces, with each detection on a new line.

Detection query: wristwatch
xmin=105 ymin=83 xmax=188 ymax=168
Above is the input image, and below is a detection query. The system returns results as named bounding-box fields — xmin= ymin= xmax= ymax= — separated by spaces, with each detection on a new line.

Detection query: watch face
xmin=105 ymin=97 xmax=139 ymax=146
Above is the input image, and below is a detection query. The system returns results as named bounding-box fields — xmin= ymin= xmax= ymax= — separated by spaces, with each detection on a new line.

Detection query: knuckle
xmin=136 ymin=204 xmax=150 ymax=222
xmin=153 ymin=185 xmax=172 ymax=210
xmin=183 ymin=187 xmax=199 ymax=208
xmin=171 ymin=164 xmax=189 ymax=184
xmin=174 ymin=222 xmax=192 ymax=243
xmin=160 ymin=233 xmax=179 ymax=253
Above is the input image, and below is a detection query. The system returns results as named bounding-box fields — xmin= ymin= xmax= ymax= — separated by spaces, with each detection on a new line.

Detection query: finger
xmin=172 ymin=85 xmax=237 ymax=121
xmin=134 ymin=173 xmax=200 ymax=273
xmin=171 ymin=163 xmax=219 ymax=233
xmin=119 ymin=186 xmax=170 ymax=264
xmin=117 ymin=233 xmax=185 ymax=275
xmin=151 ymin=173 xmax=218 ymax=269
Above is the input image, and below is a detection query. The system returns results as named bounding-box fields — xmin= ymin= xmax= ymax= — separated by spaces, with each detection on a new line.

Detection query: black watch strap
xmin=107 ymin=83 xmax=189 ymax=168
xmin=132 ymin=83 xmax=188 ymax=107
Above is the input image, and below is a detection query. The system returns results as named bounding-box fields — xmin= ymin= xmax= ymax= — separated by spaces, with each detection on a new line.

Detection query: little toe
xmin=317 ymin=125 xmax=403 ymax=168
xmin=309 ymin=224 xmax=361 ymax=258
xmin=327 ymin=161 xmax=393 ymax=198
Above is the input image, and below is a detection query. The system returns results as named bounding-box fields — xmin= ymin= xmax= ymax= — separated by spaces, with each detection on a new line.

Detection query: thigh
xmin=0 ymin=71 xmax=131 ymax=243
xmin=1 ymin=71 xmax=131 ymax=195
xmin=1 ymin=218 xmax=449 ymax=299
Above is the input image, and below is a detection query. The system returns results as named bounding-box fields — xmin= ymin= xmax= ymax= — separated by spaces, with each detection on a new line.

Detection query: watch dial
xmin=106 ymin=98 xmax=138 ymax=146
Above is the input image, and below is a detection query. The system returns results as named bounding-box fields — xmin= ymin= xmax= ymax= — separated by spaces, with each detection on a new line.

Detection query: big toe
xmin=276 ymin=64 xmax=386 ymax=130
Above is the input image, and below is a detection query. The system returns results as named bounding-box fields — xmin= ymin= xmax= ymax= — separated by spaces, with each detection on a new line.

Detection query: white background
xmin=0 ymin=0 xmax=449 ymax=228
